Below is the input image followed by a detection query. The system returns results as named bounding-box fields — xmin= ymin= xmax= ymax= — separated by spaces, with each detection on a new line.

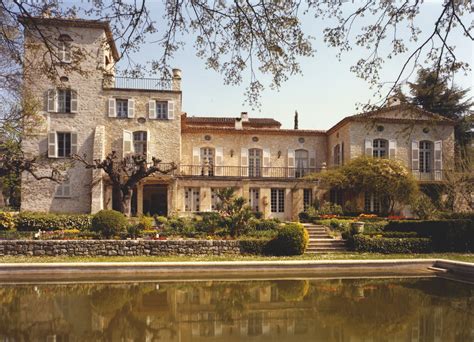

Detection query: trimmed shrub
xmin=254 ymin=219 xmax=280 ymax=231
xmin=239 ymin=239 xmax=271 ymax=255
xmin=91 ymin=210 xmax=127 ymax=238
xmin=0 ymin=212 xmax=16 ymax=231
xmin=17 ymin=212 xmax=92 ymax=231
xmin=137 ymin=215 xmax=154 ymax=230
xmin=162 ymin=217 xmax=196 ymax=237
xmin=298 ymin=211 xmax=311 ymax=223
xmin=154 ymin=216 xmax=168 ymax=226
xmin=439 ymin=212 xmax=474 ymax=220
xmin=353 ymin=235 xmax=432 ymax=253
xmin=195 ymin=212 xmax=222 ymax=234
xmin=364 ymin=231 xmax=418 ymax=238
xmin=268 ymin=223 xmax=309 ymax=256
xmin=385 ymin=219 xmax=473 ymax=252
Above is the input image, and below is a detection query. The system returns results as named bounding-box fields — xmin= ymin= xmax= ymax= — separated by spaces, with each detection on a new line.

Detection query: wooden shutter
xmin=48 ymin=132 xmax=57 ymax=158
xmin=287 ymin=149 xmax=295 ymax=178
xmin=309 ymin=150 xmax=316 ymax=169
xmin=388 ymin=140 xmax=397 ymax=159
xmin=146 ymin=129 xmax=152 ymax=163
xmin=241 ymin=148 xmax=248 ymax=177
xmin=411 ymin=140 xmax=419 ymax=178
xmin=192 ymin=147 xmax=200 ymax=175
xmin=123 ymin=130 xmax=133 ymax=157
xmin=215 ymin=147 xmax=224 ymax=176
xmin=70 ymin=90 xmax=78 ymax=113
xmin=47 ymin=89 xmax=57 ymax=112
xmin=364 ymin=139 xmax=373 ymax=156
xmin=108 ymin=98 xmax=116 ymax=117
xmin=70 ymin=132 xmax=78 ymax=155
xmin=434 ymin=140 xmax=443 ymax=180
xmin=148 ymin=100 xmax=156 ymax=119
xmin=58 ymin=43 xmax=65 ymax=62
xmin=127 ymin=99 xmax=135 ymax=118
xmin=167 ymin=100 xmax=174 ymax=120
xmin=263 ymin=148 xmax=271 ymax=177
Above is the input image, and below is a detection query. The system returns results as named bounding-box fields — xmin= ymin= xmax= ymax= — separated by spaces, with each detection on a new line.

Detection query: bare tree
xmin=74 ymin=152 xmax=176 ymax=216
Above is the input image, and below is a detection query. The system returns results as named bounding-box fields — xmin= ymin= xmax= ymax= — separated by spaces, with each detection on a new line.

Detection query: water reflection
xmin=0 ymin=277 xmax=472 ymax=341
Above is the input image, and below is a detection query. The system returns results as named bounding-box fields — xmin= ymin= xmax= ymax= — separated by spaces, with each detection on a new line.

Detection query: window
xmin=364 ymin=192 xmax=381 ymax=213
xmin=330 ymin=189 xmax=343 ymax=206
xmin=271 ymin=188 xmax=285 ymax=213
xmin=55 ymin=178 xmax=71 ymax=198
xmin=48 ymin=89 xmax=77 ymax=113
xmin=249 ymin=148 xmax=262 ymax=177
xmin=250 ymin=188 xmax=260 ymax=212
xmin=211 ymin=188 xmax=221 ymax=211
xmin=57 ymin=132 xmax=72 ymax=157
xmin=419 ymin=140 xmax=433 ymax=173
xmin=201 ymin=148 xmax=215 ymax=176
xmin=57 ymin=89 xmax=72 ymax=113
xmin=133 ymin=131 xmax=147 ymax=156
xmin=116 ymin=99 xmax=128 ymax=118
xmin=373 ymin=139 xmax=388 ymax=158
xmin=58 ymin=41 xmax=71 ymax=63
xmin=295 ymin=149 xmax=309 ymax=177
xmin=303 ymin=189 xmax=312 ymax=210
xmin=185 ymin=188 xmax=200 ymax=212
xmin=333 ymin=144 xmax=341 ymax=166
xmin=156 ymin=101 xmax=168 ymax=119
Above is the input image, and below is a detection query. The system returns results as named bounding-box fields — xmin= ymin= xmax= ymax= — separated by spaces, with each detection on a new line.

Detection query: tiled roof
xmin=183 ymin=115 xmax=281 ymax=128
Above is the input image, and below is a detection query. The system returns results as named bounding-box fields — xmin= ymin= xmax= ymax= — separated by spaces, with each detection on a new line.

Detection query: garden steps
xmin=304 ymin=224 xmax=348 ymax=253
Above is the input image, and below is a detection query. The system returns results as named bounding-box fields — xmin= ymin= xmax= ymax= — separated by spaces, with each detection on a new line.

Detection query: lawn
xmin=0 ymin=253 xmax=473 ymax=263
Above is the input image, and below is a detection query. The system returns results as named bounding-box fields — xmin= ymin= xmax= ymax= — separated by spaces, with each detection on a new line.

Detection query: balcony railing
xmin=102 ymin=76 xmax=172 ymax=91
xmin=178 ymin=165 xmax=320 ymax=178
xmin=412 ymin=170 xmax=444 ymax=182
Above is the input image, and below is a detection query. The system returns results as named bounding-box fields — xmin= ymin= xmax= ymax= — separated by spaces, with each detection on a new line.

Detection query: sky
xmin=114 ymin=1 xmax=473 ymax=130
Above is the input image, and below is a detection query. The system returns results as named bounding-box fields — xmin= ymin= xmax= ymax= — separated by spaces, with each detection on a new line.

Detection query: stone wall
xmin=0 ymin=240 xmax=241 ymax=257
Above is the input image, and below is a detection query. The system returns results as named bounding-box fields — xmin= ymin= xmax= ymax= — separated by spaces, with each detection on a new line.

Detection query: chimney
xmin=172 ymin=68 xmax=182 ymax=91
xmin=241 ymin=112 xmax=249 ymax=122
xmin=387 ymin=96 xmax=400 ymax=107
xmin=235 ymin=117 xmax=243 ymax=130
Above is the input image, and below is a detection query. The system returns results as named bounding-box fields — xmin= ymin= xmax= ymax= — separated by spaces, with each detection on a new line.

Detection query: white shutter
xmin=108 ymin=98 xmax=116 ymax=117
xmin=434 ymin=140 xmax=443 ymax=180
xmin=47 ymin=89 xmax=57 ymax=112
xmin=388 ymin=140 xmax=397 ymax=159
xmin=263 ymin=148 xmax=271 ymax=177
xmin=127 ymin=99 xmax=135 ymax=118
xmin=146 ymin=129 xmax=152 ymax=163
xmin=287 ymin=149 xmax=295 ymax=178
xmin=411 ymin=140 xmax=419 ymax=178
xmin=48 ymin=132 xmax=57 ymax=158
xmin=70 ymin=90 xmax=78 ymax=113
xmin=123 ymin=130 xmax=133 ymax=157
xmin=215 ymin=147 xmax=224 ymax=176
xmin=241 ymin=148 xmax=249 ymax=177
xmin=64 ymin=44 xmax=71 ymax=63
xmin=70 ymin=132 xmax=78 ymax=155
xmin=309 ymin=150 xmax=316 ymax=171
xmin=58 ymin=43 xmax=66 ymax=62
xmin=148 ymin=100 xmax=156 ymax=119
xmin=192 ymin=147 xmax=201 ymax=175
xmin=364 ymin=139 xmax=373 ymax=156
xmin=167 ymin=100 xmax=174 ymax=120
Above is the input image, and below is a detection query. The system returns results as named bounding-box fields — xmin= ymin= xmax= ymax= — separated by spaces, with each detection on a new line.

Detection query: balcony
xmin=178 ymin=165 xmax=320 ymax=179
xmin=413 ymin=171 xmax=444 ymax=182
xmin=102 ymin=76 xmax=172 ymax=91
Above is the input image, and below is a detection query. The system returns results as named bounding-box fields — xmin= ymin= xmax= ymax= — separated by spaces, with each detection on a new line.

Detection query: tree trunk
xmin=121 ymin=188 xmax=133 ymax=217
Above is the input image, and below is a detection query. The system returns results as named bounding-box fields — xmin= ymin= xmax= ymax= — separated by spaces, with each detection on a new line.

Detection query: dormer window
xmin=58 ymin=34 xmax=72 ymax=63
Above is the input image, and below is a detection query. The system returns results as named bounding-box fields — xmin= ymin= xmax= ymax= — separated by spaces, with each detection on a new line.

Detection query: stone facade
xmin=20 ymin=18 xmax=456 ymax=220
xmin=0 ymin=240 xmax=241 ymax=257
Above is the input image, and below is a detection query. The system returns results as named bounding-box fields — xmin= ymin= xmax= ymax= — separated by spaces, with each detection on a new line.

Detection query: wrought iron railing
xmin=412 ymin=170 xmax=444 ymax=181
xmin=178 ymin=165 xmax=320 ymax=178
xmin=102 ymin=76 xmax=172 ymax=91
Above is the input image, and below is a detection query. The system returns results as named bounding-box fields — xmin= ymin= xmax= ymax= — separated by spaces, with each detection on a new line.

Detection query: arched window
xmin=295 ymin=149 xmax=309 ymax=177
xmin=133 ymin=131 xmax=147 ymax=156
xmin=58 ymin=34 xmax=72 ymax=63
xmin=333 ymin=144 xmax=341 ymax=166
xmin=373 ymin=139 xmax=388 ymax=158
xmin=419 ymin=140 xmax=433 ymax=173
xmin=200 ymin=147 xmax=215 ymax=176
xmin=249 ymin=148 xmax=262 ymax=177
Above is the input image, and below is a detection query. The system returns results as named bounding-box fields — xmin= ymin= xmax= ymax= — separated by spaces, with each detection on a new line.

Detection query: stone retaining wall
xmin=0 ymin=240 xmax=241 ymax=257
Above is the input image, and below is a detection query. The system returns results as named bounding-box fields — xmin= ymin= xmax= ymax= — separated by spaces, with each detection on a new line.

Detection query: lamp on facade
xmin=277 ymin=151 xmax=281 ymax=158
xmin=230 ymin=149 xmax=234 ymax=157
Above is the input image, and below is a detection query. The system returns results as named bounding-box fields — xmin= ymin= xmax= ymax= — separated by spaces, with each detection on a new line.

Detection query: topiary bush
xmin=91 ymin=210 xmax=127 ymax=238
xmin=268 ymin=223 xmax=309 ymax=256
xmin=17 ymin=212 xmax=92 ymax=231
xmin=353 ymin=235 xmax=432 ymax=253
xmin=239 ymin=239 xmax=271 ymax=255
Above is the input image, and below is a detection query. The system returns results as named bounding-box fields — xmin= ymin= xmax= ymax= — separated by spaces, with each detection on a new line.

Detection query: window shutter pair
xmin=192 ymin=147 xmax=201 ymax=175
xmin=108 ymin=98 xmax=134 ymax=118
xmin=47 ymin=89 xmax=77 ymax=113
xmin=214 ymin=147 xmax=224 ymax=176
xmin=434 ymin=141 xmax=443 ymax=180
xmin=55 ymin=179 xmax=71 ymax=197
xmin=262 ymin=148 xmax=271 ymax=177
xmin=123 ymin=130 xmax=134 ymax=157
xmin=47 ymin=131 xmax=78 ymax=158
xmin=148 ymin=100 xmax=174 ymax=119
xmin=287 ymin=149 xmax=295 ymax=178
xmin=241 ymin=148 xmax=249 ymax=177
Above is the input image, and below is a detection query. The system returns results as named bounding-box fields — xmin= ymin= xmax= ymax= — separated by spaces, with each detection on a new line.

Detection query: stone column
xmin=172 ymin=68 xmax=182 ymax=91
xmin=292 ymin=188 xmax=304 ymax=221
xmin=260 ymin=188 xmax=271 ymax=219
xmin=91 ymin=126 xmax=105 ymax=214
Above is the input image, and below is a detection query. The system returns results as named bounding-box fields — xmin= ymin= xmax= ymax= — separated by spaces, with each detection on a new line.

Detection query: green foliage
xmin=214 ymin=187 xmax=253 ymax=237
xmin=195 ymin=212 xmax=222 ymax=234
xmin=0 ymin=212 xmax=16 ymax=231
xmin=154 ymin=215 xmax=168 ymax=226
xmin=438 ymin=212 xmax=474 ymax=220
xmin=353 ymin=235 xmax=432 ymax=253
xmin=385 ymin=219 xmax=474 ymax=252
xmin=411 ymin=193 xmax=438 ymax=219
xmin=277 ymin=280 xmax=309 ymax=302
xmin=252 ymin=218 xmax=281 ymax=231
xmin=137 ymin=215 xmax=154 ymax=230
xmin=318 ymin=201 xmax=343 ymax=215
xmin=162 ymin=217 xmax=196 ymax=237
xmin=17 ymin=212 xmax=92 ymax=231
xmin=239 ymin=239 xmax=271 ymax=255
xmin=91 ymin=210 xmax=127 ymax=238
xmin=268 ymin=223 xmax=309 ymax=256
xmin=319 ymin=157 xmax=419 ymax=215
xmin=363 ymin=231 xmax=418 ymax=238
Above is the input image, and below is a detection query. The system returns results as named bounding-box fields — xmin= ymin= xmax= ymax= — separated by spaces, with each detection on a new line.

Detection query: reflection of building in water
xmin=0 ymin=279 xmax=472 ymax=341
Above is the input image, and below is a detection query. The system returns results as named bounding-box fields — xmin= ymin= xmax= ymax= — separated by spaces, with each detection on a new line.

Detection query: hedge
xmin=268 ymin=223 xmax=309 ymax=256
xmin=17 ymin=212 xmax=92 ymax=231
xmin=239 ymin=239 xmax=271 ymax=255
xmin=363 ymin=231 xmax=418 ymax=238
xmin=353 ymin=235 xmax=432 ymax=254
xmin=385 ymin=219 xmax=473 ymax=252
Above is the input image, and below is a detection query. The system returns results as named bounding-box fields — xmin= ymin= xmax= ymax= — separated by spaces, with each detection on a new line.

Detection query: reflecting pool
xmin=0 ymin=277 xmax=472 ymax=341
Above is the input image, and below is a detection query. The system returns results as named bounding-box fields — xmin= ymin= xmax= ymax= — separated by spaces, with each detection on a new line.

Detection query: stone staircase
xmin=303 ymin=224 xmax=347 ymax=254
